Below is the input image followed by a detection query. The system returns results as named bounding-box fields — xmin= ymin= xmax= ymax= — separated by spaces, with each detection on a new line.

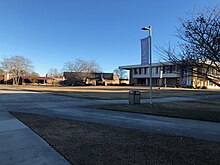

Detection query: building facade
xmin=63 ymin=72 xmax=129 ymax=86
xmin=119 ymin=63 xmax=179 ymax=87
xmin=119 ymin=62 xmax=219 ymax=88
xmin=0 ymin=73 xmax=55 ymax=85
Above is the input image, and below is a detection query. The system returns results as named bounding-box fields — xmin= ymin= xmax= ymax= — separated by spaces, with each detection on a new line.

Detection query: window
xmin=169 ymin=65 xmax=173 ymax=73
xmin=134 ymin=68 xmax=138 ymax=75
xmin=155 ymin=67 xmax=159 ymax=74
xmin=146 ymin=68 xmax=149 ymax=75
xmin=157 ymin=79 xmax=160 ymax=85
xmin=163 ymin=66 xmax=165 ymax=74
xmin=163 ymin=65 xmax=175 ymax=74
xmin=152 ymin=67 xmax=155 ymax=74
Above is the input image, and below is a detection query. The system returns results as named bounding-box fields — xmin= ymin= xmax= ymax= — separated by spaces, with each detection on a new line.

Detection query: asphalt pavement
xmin=0 ymin=110 xmax=70 ymax=165
xmin=1 ymin=87 xmax=220 ymax=164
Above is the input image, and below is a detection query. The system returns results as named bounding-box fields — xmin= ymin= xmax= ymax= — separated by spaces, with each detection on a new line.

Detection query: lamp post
xmin=141 ymin=26 xmax=152 ymax=105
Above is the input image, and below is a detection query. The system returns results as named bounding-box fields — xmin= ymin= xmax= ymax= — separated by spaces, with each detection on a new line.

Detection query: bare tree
xmin=63 ymin=59 xmax=101 ymax=84
xmin=160 ymin=7 xmax=220 ymax=86
xmin=28 ymin=71 xmax=39 ymax=84
xmin=1 ymin=55 xmax=33 ymax=85
xmin=63 ymin=59 xmax=101 ymax=73
xmin=47 ymin=68 xmax=62 ymax=78
xmin=0 ymin=68 xmax=4 ymax=75
xmin=114 ymin=68 xmax=128 ymax=79
xmin=0 ymin=68 xmax=4 ymax=83
xmin=62 ymin=61 xmax=75 ymax=72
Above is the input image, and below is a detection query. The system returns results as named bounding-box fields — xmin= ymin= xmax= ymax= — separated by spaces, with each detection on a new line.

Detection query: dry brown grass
xmin=12 ymin=112 xmax=220 ymax=165
xmin=85 ymin=96 xmax=220 ymax=122
xmin=14 ymin=85 xmax=220 ymax=100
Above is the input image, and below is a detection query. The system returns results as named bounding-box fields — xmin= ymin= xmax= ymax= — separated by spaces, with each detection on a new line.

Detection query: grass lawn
xmin=13 ymin=85 xmax=220 ymax=100
xmin=2 ymin=85 xmax=220 ymax=122
xmin=12 ymin=112 xmax=220 ymax=165
xmin=84 ymin=96 xmax=220 ymax=122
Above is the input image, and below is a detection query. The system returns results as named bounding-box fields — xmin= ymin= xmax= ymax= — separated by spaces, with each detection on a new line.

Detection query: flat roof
xmin=119 ymin=62 xmax=173 ymax=69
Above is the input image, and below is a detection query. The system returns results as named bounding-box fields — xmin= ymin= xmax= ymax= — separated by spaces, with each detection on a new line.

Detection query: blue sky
xmin=0 ymin=0 xmax=219 ymax=76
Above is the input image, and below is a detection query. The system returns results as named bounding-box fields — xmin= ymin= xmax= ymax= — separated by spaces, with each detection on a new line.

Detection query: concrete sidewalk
xmin=1 ymin=87 xmax=220 ymax=165
xmin=0 ymin=111 xmax=70 ymax=165
xmin=1 ymin=89 xmax=220 ymax=143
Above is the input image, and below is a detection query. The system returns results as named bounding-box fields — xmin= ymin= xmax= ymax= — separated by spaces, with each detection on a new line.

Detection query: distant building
xmin=63 ymin=72 xmax=129 ymax=86
xmin=0 ymin=74 xmax=55 ymax=85
xmin=0 ymin=75 xmax=4 ymax=83
xmin=119 ymin=62 xmax=220 ymax=88
xmin=119 ymin=37 xmax=220 ymax=88
xmin=20 ymin=76 xmax=54 ymax=85
xmin=0 ymin=73 xmax=14 ymax=84
xmin=119 ymin=62 xmax=179 ymax=87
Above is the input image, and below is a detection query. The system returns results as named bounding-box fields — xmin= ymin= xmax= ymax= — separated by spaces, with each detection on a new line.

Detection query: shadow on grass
xmin=11 ymin=112 xmax=220 ymax=165
xmin=83 ymin=99 xmax=220 ymax=122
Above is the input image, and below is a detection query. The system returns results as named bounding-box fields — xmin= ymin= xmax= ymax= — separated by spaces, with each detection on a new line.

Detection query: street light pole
xmin=141 ymin=26 xmax=152 ymax=105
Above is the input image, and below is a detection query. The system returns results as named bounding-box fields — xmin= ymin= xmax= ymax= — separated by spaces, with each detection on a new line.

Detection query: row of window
xmin=133 ymin=66 xmax=177 ymax=75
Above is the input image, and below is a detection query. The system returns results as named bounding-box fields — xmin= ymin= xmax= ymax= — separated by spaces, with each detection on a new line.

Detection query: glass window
xmin=146 ymin=68 xmax=149 ymax=74
xmin=134 ymin=68 xmax=138 ymax=75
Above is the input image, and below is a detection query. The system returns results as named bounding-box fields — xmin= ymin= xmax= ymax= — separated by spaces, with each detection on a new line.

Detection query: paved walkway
xmin=1 ymin=89 xmax=220 ymax=142
xmin=0 ymin=111 xmax=70 ymax=165
xmin=1 ymin=88 xmax=220 ymax=164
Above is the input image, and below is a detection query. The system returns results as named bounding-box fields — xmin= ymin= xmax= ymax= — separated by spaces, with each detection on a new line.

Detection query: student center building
xmin=120 ymin=62 xmax=180 ymax=87
xmin=120 ymin=61 xmax=220 ymax=88
xmin=119 ymin=38 xmax=219 ymax=88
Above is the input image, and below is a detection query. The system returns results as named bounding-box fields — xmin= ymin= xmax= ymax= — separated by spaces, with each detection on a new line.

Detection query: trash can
xmin=129 ymin=90 xmax=141 ymax=104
